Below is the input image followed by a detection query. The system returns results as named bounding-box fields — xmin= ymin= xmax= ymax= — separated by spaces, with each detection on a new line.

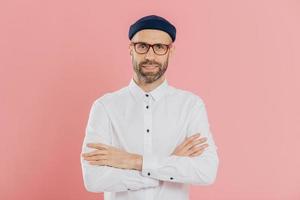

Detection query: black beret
xmin=128 ymin=15 xmax=176 ymax=42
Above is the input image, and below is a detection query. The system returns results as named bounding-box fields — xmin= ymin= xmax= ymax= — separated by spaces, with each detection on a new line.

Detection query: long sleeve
xmin=141 ymin=97 xmax=219 ymax=185
xmin=80 ymin=99 xmax=159 ymax=193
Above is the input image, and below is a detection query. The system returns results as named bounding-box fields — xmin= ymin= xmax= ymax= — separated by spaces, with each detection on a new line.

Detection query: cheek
xmin=157 ymin=58 xmax=167 ymax=65
xmin=133 ymin=54 xmax=145 ymax=63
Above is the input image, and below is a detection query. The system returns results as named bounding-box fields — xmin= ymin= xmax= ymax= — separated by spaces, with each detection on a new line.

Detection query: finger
xmin=177 ymin=133 xmax=201 ymax=149
xmin=188 ymin=133 xmax=201 ymax=139
xmin=84 ymin=155 xmax=108 ymax=161
xmin=186 ymin=137 xmax=207 ymax=150
xmin=82 ymin=149 xmax=107 ymax=157
xmin=89 ymin=159 xmax=107 ymax=166
xmin=189 ymin=148 xmax=206 ymax=157
xmin=189 ymin=149 xmax=204 ymax=157
xmin=188 ymin=143 xmax=209 ymax=155
xmin=184 ymin=133 xmax=202 ymax=145
xmin=183 ymin=137 xmax=207 ymax=151
xmin=87 ymin=143 xmax=108 ymax=150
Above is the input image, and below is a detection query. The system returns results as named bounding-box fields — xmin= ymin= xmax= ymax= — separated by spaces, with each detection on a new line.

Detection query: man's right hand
xmin=171 ymin=133 xmax=209 ymax=157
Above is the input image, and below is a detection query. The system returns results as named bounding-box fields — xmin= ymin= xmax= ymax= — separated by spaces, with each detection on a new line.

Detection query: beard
xmin=132 ymin=57 xmax=169 ymax=84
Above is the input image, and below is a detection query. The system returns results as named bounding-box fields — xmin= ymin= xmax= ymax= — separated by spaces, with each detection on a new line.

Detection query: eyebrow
xmin=133 ymin=41 xmax=171 ymax=45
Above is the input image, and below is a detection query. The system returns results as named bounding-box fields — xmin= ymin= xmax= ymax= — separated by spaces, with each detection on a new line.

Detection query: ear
xmin=128 ymin=43 xmax=133 ymax=55
xmin=169 ymin=44 xmax=175 ymax=58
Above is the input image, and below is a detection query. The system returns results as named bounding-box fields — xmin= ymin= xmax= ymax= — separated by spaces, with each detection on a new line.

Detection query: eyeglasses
xmin=131 ymin=42 xmax=172 ymax=55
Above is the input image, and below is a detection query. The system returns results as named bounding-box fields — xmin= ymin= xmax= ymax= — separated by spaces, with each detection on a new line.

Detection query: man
xmin=80 ymin=15 xmax=219 ymax=200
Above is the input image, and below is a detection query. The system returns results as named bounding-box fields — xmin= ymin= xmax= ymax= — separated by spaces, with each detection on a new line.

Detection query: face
xmin=129 ymin=29 xmax=175 ymax=84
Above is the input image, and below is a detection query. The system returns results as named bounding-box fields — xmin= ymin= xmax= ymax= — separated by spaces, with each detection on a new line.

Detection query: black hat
xmin=128 ymin=15 xmax=176 ymax=42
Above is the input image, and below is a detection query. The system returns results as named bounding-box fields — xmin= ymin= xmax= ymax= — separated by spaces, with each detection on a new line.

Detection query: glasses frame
xmin=131 ymin=42 xmax=172 ymax=55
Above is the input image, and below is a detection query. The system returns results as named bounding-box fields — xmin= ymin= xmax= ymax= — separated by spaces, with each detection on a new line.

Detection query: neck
xmin=133 ymin=74 xmax=165 ymax=92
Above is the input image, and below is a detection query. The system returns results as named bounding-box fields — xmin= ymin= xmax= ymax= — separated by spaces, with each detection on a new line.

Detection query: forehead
xmin=131 ymin=29 xmax=172 ymax=44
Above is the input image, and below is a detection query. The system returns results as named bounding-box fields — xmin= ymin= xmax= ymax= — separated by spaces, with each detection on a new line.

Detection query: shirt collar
xmin=128 ymin=77 xmax=169 ymax=102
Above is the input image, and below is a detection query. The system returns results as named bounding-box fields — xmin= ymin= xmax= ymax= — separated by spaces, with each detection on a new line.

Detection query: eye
xmin=138 ymin=43 xmax=147 ymax=49
xmin=156 ymin=44 xmax=163 ymax=49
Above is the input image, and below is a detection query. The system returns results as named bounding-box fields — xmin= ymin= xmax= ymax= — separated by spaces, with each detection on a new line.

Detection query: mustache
xmin=140 ymin=61 xmax=161 ymax=66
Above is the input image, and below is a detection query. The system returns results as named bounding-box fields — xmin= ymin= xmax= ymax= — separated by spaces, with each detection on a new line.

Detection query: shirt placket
xmin=143 ymin=93 xmax=154 ymax=200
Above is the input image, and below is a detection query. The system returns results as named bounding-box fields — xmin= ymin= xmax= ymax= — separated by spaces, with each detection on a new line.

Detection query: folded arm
xmin=80 ymin=100 xmax=159 ymax=193
xmin=141 ymin=97 xmax=219 ymax=185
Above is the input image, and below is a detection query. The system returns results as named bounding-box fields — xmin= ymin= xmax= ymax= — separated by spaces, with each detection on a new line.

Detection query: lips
xmin=142 ymin=66 xmax=157 ymax=71
xmin=142 ymin=64 xmax=158 ymax=69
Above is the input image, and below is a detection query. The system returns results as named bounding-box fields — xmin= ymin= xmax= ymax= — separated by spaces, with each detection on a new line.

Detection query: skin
xmin=82 ymin=29 xmax=209 ymax=171
xmin=129 ymin=29 xmax=174 ymax=92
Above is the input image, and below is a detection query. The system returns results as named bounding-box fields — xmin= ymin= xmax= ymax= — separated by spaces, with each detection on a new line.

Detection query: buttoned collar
xmin=128 ymin=77 xmax=169 ymax=102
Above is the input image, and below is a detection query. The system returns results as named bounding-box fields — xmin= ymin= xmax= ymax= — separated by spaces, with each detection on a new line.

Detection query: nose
xmin=145 ymin=46 xmax=156 ymax=60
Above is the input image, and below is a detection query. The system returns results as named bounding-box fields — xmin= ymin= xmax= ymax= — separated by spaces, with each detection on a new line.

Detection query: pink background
xmin=1 ymin=0 xmax=300 ymax=199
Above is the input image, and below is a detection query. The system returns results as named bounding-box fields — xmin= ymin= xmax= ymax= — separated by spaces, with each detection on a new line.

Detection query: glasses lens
xmin=135 ymin=43 xmax=149 ymax=54
xmin=153 ymin=44 xmax=168 ymax=55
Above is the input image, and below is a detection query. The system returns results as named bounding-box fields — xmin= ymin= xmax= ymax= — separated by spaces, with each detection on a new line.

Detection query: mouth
xmin=142 ymin=64 xmax=158 ymax=69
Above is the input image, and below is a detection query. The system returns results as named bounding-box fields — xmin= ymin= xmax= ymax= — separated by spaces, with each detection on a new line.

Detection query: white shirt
xmin=80 ymin=77 xmax=219 ymax=200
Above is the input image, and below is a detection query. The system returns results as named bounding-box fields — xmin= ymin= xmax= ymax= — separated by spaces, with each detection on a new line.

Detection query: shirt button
xmin=147 ymin=172 xmax=151 ymax=176
xmin=145 ymin=94 xmax=149 ymax=97
xmin=170 ymin=177 xmax=174 ymax=180
xmin=146 ymin=105 xmax=149 ymax=109
xmin=128 ymin=188 xmax=130 ymax=190
xmin=146 ymin=129 xmax=150 ymax=133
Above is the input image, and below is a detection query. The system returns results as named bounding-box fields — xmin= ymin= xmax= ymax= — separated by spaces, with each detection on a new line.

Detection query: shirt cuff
xmin=122 ymin=169 xmax=159 ymax=190
xmin=142 ymin=153 xmax=159 ymax=177
xmin=141 ymin=153 xmax=179 ymax=182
